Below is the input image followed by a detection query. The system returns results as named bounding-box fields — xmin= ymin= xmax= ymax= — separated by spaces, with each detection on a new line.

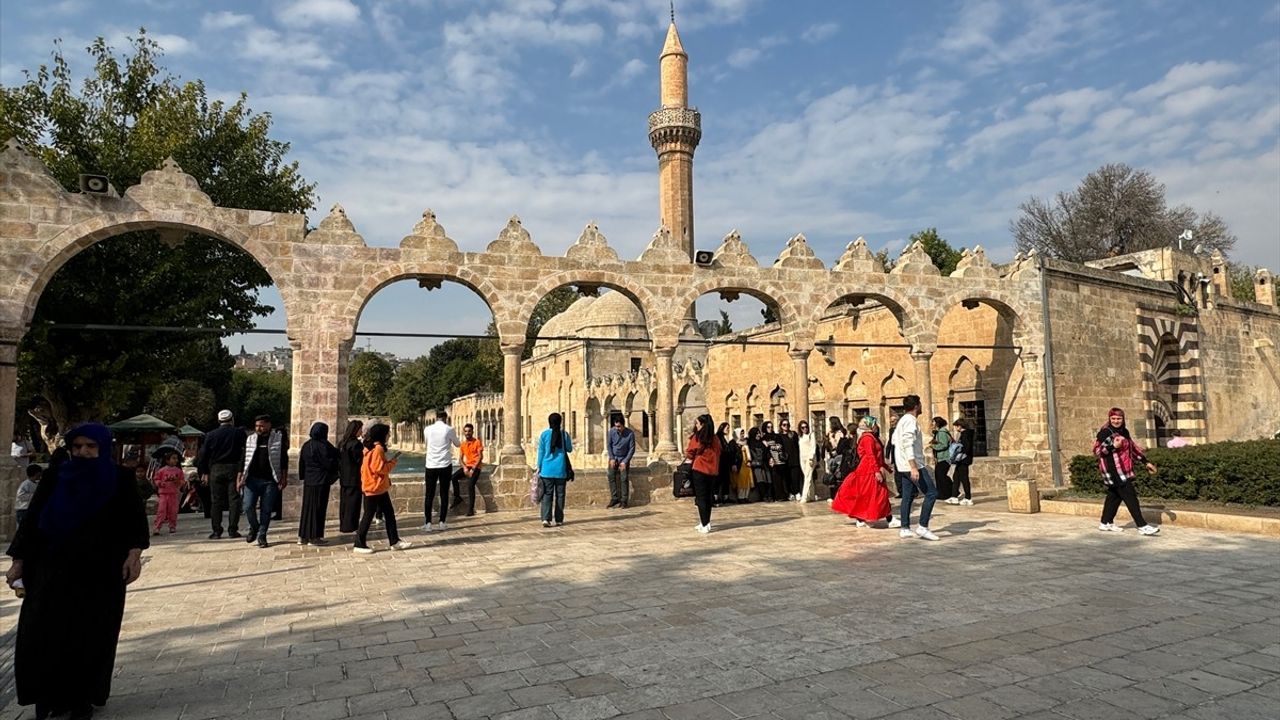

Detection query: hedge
xmin=1068 ymin=439 xmax=1280 ymax=506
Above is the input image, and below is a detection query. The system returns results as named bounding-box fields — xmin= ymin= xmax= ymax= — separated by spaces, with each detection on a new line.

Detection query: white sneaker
xmin=437 ymin=522 xmax=448 ymax=531
xmin=1138 ymin=525 xmax=1160 ymax=536
xmin=1098 ymin=522 xmax=1123 ymax=532
xmin=888 ymin=517 xmax=902 ymax=529
xmin=697 ymin=524 xmax=711 ymax=534
xmin=899 ymin=529 xmax=915 ymax=539
xmin=372 ymin=517 xmax=384 ymax=526
xmin=421 ymin=523 xmax=434 ymax=532
xmin=826 ymin=498 xmax=833 ymax=504
xmin=854 ymin=520 xmax=868 ymax=528
xmin=960 ymin=498 xmax=973 ymax=506
xmin=946 ymin=497 xmax=960 ymax=505
xmin=391 ymin=540 xmax=412 ymax=551
xmin=353 ymin=547 xmax=374 ymax=555
xmin=542 ymin=521 xmax=551 ymax=528
xmin=915 ymin=526 xmax=940 ymax=541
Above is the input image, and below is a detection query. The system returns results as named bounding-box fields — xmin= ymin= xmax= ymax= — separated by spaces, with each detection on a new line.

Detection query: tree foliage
xmin=1227 ymin=262 xmax=1258 ymax=303
xmin=3 ymin=30 xmax=315 ymax=430
xmin=145 ymin=379 xmax=216 ymax=428
xmin=226 ymin=370 xmax=292 ymax=427
xmin=1010 ymin=163 xmax=1235 ymax=262
xmin=348 ymin=352 xmax=394 ymax=415
xmin=385 ymin=339 xmax=501 ymax=422
xmin=909 ymin=228 xmax=962 ymax=276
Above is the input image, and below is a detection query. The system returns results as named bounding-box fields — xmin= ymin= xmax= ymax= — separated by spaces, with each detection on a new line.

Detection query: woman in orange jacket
xmin=354 ymin=423 xmax=412 ymax=554
xmin=685 ymin=414 xmax=721 ymax=534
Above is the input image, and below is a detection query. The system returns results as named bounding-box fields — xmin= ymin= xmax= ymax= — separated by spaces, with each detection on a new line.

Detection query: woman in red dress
xmin=831 ymin=416 xmax=893 ymax=527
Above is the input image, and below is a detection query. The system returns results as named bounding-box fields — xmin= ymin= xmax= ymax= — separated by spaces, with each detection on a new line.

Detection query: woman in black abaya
xmin=298 ymin=421 xmax=339 ymax=545
xmin=5 ymin=423 xmax=149 ymax=720
xmin=336 ymin=420 xmax=365 ymax=533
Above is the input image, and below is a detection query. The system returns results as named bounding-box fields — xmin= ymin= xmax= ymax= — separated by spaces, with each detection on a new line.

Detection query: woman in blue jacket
xmin=536 ymin=413 xmax=574 ymax=527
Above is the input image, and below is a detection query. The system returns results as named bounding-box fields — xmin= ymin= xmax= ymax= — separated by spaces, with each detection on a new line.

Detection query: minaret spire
xmin=670 ymin=1 xmax=675 ymax=24
xmin=649 ymin=8 xmax=700 ymax=260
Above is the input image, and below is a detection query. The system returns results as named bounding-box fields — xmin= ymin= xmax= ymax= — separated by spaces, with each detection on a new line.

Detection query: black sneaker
xmin=606 ymin=501 xmax=619 ymax=509
xmin=619 ymin=502 xmax=629 ymax=509
xmin=257 ymin=537 xmax=269 ymax=548
xmin=208 ymin=532 xmax=222 ymax=540
xmin=227 ymin=530 xmax=242 ymax=539
xmin=245 ymin=533 xmax=258 ymax=544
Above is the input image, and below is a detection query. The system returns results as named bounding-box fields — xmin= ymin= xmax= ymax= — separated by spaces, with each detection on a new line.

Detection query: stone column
xmin=654 ymin=346 xmax=681 ymax=461
xmin=288 ymin=333 xmax=353 ymax=452
xmin=500 ymin=343 xmax=525 ymax=461
xmin=911 ymin=350 xmax=934 ymax=420
xmin=0 ymin=326 xmax=22 ymax=540
xmin=789 ymin=348 xmax=811 ymax=427
xmin=1018 ymin=352 xmax=1049 ymax=452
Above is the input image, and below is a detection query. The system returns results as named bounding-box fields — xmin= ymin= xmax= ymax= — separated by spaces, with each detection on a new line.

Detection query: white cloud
xmin=801 ymin=22 xmax=839 ymax=43
xmin=275 ymin=0 xmax=361 ymax=28
xmin=1131 ymin=61 xmax=1242 ymax=102
xmin=923 ymin=0 xmax=1113 ymax=74
xmin=150 ymin=33 xmax=194 ymax=56
xmin=569 ymin=58 xmax=590 ymax=79
xmin=241 ymin=27 xmax=336 ymax=69
xmin=726 ymin=47 xmax=761 ymax=69
xmin=608 ymin=58 xmax=646 ymax=87
xmin=201 ymin=11 xmax=252 ymax=31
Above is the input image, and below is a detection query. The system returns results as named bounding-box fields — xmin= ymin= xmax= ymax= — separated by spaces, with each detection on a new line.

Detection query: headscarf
xmin=39 ymin=423 xmax=119 ymax=540
xmin=857 ymin=415 xmax=879 ymax=436
xmin=302 ymin=421 xmax=334 ymax=474
xmin=1098 ymin=407 xmax=1132 ymax=443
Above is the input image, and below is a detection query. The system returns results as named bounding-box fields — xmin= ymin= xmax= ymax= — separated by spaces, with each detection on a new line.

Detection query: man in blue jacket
xmin=606 ymin=415 xmax=636 ymax=509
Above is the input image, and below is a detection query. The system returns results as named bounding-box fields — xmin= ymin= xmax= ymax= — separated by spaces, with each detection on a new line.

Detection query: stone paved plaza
xmin=2 ymin=498 xmax=1279 ymax=720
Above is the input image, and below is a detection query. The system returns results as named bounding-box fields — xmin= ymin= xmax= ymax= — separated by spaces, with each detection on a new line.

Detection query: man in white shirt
xmin=11 ymin=432 xmax=35 ymax=468
xmin=892 ymin=394 xmax=940 ymax=541
xmin=422 ymin=410 xmax=460 ymax=531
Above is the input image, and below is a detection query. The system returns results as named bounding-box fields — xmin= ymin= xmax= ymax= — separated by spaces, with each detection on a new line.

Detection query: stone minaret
xmin=648 ymin=13 xmax=700 ymax=259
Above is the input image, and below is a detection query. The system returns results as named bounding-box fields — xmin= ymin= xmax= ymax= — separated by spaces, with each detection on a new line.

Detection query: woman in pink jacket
xmin=1093 ymin=408 xmax=1160 ymax=535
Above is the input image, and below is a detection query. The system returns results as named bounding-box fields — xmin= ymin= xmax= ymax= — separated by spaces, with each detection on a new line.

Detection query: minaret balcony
xmin=648 ymin=107 xmax=702 ymax=147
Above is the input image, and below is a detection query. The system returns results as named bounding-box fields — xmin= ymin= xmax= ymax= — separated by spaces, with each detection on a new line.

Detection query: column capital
xmin=500 ymin=342 xmax=525 ymax=357
xmin=652 ymin=344 xmax=677 ymax=358
xmin=788 ymin=347 xmax=812 ymax=361
xmin=909 ymin=348 xmax=935 ymax=360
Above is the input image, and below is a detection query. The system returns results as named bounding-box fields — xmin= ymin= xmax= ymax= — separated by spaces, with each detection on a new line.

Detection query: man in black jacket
xmin=196 ymin=410 xmax=247 ymax=539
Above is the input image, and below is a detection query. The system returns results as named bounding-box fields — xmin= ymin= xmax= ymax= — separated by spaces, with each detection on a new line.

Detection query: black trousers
xmin=424 ymin=465 xmax=451 ymax=523
xmin=951 ymin=463 xmax=971 ymax=499
xmin=692 ymin=469 xmax=714 ymax=527
xmin=1101 ymin=482 xmax=1148 ymax=527
xmin=338 ymin=484 xmax=362 ymax=533
xmin=770 ymin=466 xmax=789 ymax=500
xmin=356 ymin=492 xmax=400 ymax=547
xmin=453 ymin=467 xmax=481 ymax=514
xmin=786 ymin=465 xmax=803 ymax=495
xmin=207 ymin=463 xmax=241 ymax=534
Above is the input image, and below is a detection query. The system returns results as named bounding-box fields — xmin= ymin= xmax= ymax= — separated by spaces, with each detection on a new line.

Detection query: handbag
xmin=530 ymin=472 xmax=544 ymax=503
xmin=672 ymin=462 xmax=695 ymax=498
xmin=564 ymin=451 xmax=575 ymax=482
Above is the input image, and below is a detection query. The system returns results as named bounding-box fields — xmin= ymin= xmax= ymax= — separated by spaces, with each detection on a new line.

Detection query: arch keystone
xmin=566 ymin=222 xmax=621 ymax=263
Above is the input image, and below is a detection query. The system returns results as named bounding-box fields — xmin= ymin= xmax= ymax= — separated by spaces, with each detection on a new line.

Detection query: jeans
xmin=242 ymin=474 xmax=280 ymax=539
xmin=540 ymin=476 xmax=568 ymax=523
xmin=356 ymin=492 xmax=400 ymax=548
xmin=896 ymin=467 xmax=938 ymax=529
xmin=208 ymin=463 xmax=241 ymax=534
xmin=607 ymin=460 xmax=630 ymax=505
xmin=424 ymin=465 xmax=451 ymax=524
xmin=691 ymin=469 xmax=714 ymax=527
xmin=1101 ymin=482 xmax=1148 ymax=527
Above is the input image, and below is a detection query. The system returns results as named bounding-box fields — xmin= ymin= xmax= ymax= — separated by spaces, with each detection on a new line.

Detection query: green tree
xmin=146 ymin=379 xmax=215 ymax=427
xmin=1010 ymin=163 xmax=1235 ymax=262
xmin=1228 ymin=262 xmax=1257 ymax=303
xmin=226 ymin=370 xmax=292 ymax=426
xmin=348 ymin=352 xmax=394 ymax=415
xmin=909 ymin=228 xmax=962 ymax=276
xmin=385 ymin=357 xmax=433 ymax=424
xmin=4 ymin=30 xmax=315 ymax=430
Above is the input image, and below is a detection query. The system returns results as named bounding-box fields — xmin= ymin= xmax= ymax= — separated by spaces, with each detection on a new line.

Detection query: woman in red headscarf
xmin=1093 ymin=408 xmax=1160 ymax=536
xmin=831 ymin=416 xmax=894 ymax=527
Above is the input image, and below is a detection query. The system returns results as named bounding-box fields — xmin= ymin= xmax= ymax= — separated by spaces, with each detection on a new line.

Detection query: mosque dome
xmin=573 ymin=291 xmax=648 ymax=339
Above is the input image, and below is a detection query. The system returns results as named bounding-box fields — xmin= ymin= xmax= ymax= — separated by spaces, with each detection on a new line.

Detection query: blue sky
xmin=4 ymin=0 xmax=1279 ymax=357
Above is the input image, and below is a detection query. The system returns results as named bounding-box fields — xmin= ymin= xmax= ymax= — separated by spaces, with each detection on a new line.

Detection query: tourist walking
xmin=422 ymin=411 xmax=460 ymax=531
xmin=731 ymin=428 xmax=753 ymax=502
xmin=536 ymin=413 xmax=573 ymax=527
xmin=606 ymin=415 xmax=635 ymax=508
xmin=238 ymin=415 xmax=288 ymax=548
xmin=831 ymin=416 xmax=893 ymax=526
xmin=930 ymin=417 xmax=953 ymax=501
xmin=195 ymin=410 xmax=246 ymax=540
xmin=746 ymin=427 xmax=772 ymax=500
xmin=893 ymin=395 xmax=940 ymax=541
xmin=354 ymin=423 xmax=411 ymax=554
xmin=715 ymin=422 xmax=739 ymax=505
xmin=1094 ymin=408 xmax=1160 ymax=535
xmin=797 ymin=420 xmax=817 ymax=502
xmin=336 ymin=420 xmax=365 ymax=533
xmin=685 ymin=414 xmax=721 ymax=533
xmin=151 ymin=449 xmax=186 ymax=535
xmin=454 ymin=423 xmax=484 ymax=516
xmin=946 ymin=419 xmax=975 ymax=505
xmin=298 ymin=422 xmax=339 ymax=545
xmin=5 ymin=423 xmax=149 ymax=720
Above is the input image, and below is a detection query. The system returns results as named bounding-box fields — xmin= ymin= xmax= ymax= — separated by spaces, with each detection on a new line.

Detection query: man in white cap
xmin=195 ymin=410 xmax=248 ymax=539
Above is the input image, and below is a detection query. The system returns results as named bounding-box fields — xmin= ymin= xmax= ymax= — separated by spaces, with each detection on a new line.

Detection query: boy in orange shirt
xmin=454 ymin=423 xmax=484 ymax=516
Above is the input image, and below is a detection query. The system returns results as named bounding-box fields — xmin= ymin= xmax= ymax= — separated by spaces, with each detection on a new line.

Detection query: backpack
xmin=949 ymin=438 xmax=968 ymax=464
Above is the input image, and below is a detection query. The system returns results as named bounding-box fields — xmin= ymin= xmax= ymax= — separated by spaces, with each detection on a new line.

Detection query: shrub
xmin=1068 ymin=439 xmax=1280 ymax=506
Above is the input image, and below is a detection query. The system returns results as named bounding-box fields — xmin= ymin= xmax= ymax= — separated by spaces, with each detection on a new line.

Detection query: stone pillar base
xmin=1006 ymin=479 xmax=1040 ymax=513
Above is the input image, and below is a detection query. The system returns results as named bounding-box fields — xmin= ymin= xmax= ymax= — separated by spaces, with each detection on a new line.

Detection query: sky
xmin=3 ymin=0 xmax=1279 ymax=358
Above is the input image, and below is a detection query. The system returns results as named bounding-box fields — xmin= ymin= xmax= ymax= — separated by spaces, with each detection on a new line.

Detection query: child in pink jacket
xmin=152 ymin=450 xmax=187 ymax=534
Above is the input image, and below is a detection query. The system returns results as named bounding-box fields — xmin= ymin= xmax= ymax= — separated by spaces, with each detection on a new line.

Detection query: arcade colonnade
xmin=0 ymin=147 xmax=1049 ymax=533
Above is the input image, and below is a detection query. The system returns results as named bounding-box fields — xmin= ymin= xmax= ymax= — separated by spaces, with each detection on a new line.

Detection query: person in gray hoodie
xmin=606 ymin=415 xmax=636 ymax=509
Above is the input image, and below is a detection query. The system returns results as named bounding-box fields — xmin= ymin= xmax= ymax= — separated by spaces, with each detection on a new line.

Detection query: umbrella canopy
xmin=176 ymin=424 xmax=205 ymax=437
xmin=107 ymin=414 xmax=177 ymax=433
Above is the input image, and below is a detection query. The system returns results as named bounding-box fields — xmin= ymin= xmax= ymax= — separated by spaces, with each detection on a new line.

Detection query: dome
xmin=573 ymin=291 xmax=646 ymax=335
xmin=537 ymin=296 xmax=595 ymax=342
